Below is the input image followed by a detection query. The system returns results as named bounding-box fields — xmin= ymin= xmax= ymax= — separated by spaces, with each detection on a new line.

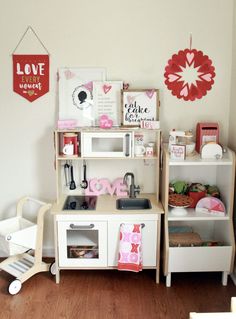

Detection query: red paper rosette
xmin=164 ymin=49 xmax=215 ymax=101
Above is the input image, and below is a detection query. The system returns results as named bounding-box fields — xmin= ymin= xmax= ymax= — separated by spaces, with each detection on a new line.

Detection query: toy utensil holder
xmin=0 ymin=197 xmax=52 ymax=295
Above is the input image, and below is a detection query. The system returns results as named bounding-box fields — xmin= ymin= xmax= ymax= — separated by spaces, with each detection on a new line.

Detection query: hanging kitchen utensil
xmin=69 ymin=163 xmax=76 ymax=190
xmin=80 ymin=160 xmax=88 ymax=189
xmin=64 ymin=161 xmax=70 ymax=187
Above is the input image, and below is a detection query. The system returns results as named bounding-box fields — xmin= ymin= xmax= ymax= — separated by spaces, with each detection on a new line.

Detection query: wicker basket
xmin=169 ymin=232 xmax=202 ymax=247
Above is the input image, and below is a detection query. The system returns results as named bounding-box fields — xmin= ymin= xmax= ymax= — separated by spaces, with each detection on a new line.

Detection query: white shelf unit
xmin=161 ymin=145 xmax=235 ymax=287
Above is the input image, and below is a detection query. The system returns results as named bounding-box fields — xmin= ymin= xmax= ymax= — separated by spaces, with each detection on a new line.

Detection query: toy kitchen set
xmin=51 ymin=121 xmax=164 ymax=284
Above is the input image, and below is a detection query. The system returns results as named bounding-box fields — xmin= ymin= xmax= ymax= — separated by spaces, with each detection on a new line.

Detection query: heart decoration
xmin=103 ymin=84 xmax=112 ymax=94
xmin=99 ymin=114 xmax=113 ymax=128
xmin=200 ymin=73 xmax=212 ymax=82
xmin=145 ymin=89 xmax=155 ymax=99
xmin=168 ymin=74 xmax=181 ymax=82
xmin=186 ymin=52 xmax=194 ymax=65
xmin=27 ymin=90 xmax=35 ymax=96
xmin=164 ymin=48 xmax=216 ymax=101
xmin=180 ymin=86 xmax=188 ymax=97
xmin=127 ymin=95 xmax=135 ymax=105
xmin=123 ymin=83 xmax=130 ymax=90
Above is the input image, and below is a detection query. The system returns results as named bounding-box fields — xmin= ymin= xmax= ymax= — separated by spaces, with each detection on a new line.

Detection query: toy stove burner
xmin=63 ymin=196 xmax=97 ymax=211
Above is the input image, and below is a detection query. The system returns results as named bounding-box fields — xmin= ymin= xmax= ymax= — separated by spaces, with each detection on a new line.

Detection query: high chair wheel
xmin=8 ymin=279 xmax=22 ymax=295
xmin=49 ymin=262 xmax=56 ymax=276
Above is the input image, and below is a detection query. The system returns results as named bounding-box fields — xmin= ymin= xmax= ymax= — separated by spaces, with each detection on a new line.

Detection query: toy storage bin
xmin=0 ymin=216 xmax=37 ymax=256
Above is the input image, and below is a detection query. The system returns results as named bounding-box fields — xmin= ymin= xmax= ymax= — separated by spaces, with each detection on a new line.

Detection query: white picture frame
xmin=170 ymin=144 xmax=186 ymax=160
xmin=58 ymin=67 xmax=106 ymax=127
xmin=93 ymin=81 xmax=123 ymax=126
xmin=122 ymin=89 xmax=159 ymax=126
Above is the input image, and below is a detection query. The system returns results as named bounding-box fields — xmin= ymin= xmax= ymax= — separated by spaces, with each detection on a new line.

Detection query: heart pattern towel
xmin=118 ymin=224 xmax=143 ymax=272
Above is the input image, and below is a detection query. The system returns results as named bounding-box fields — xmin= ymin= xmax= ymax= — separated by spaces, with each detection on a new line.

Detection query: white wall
xmin=228 ymin=0 xmax=236 ymax=281
xmin=229 ymin=1 xmax=236 ymax=151
xmin=0 ymin=0 xmax=234 ymax=254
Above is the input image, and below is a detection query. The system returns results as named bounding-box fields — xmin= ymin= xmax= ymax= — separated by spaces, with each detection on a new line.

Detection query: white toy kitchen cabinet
xmin=161 ymin=145 xmax=235 ymax=287
xmin=52 ymin=195 xmax=162 ymax=284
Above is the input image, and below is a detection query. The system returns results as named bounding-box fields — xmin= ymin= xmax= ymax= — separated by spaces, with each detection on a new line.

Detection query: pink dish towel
xmin=118 ymin=223 xmax=143 ymax=272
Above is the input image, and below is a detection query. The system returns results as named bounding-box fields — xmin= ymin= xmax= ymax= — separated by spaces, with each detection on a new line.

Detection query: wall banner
xmin=13 ymin=54 xmax=49 ymax=102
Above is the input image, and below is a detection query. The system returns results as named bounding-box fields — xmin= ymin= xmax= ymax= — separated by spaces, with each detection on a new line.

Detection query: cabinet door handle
xmin=69 ymin=223 xmax=95 ymax=230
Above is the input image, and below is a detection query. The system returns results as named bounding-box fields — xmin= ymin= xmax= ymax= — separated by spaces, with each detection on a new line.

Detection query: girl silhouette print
xmin=72 ymin=85 xmax=93 ymax=109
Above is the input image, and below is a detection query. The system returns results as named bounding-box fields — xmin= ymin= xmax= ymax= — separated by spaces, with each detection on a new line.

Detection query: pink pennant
xmin=64 ymin=69 xmax=76 ymax=80
xmin=83 ymin=81 xmax=93 ymax=92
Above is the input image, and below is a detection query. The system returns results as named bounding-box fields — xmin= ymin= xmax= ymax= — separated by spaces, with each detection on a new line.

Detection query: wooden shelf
xmin=57 ymin=155 xmax=158 ymax=160
xmin=169 ymin=150 xmax=233 ymax=166
xmin=168 ymin=208 xmax=229 ymax=221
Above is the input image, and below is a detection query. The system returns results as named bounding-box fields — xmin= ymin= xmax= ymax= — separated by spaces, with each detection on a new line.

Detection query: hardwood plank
xmin=0 ymin=269 xmax=235 ymax=319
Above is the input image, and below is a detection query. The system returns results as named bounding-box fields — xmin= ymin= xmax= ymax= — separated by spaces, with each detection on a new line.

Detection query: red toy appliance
xmin=62 ymin=132 xmax=79 ymax=156
xmin=196 ymin=123 xmax=219 ymax=153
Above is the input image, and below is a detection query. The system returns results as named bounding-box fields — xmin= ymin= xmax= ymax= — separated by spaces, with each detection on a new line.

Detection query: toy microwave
xmin=196 ymin=123 xmax=219 ymax=153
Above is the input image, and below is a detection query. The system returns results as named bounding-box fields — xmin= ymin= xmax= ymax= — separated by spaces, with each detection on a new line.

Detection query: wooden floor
xmin=0 ymin=268 xmax=235 ymax=319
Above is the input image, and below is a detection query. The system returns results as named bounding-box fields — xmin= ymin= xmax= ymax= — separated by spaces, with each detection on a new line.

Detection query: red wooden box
xmin=196 ymin=123 xmax=219 ymax=153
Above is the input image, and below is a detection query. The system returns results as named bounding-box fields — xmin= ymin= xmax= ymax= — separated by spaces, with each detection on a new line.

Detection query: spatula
xmin=69 ymin=164 xmax=76 ymax=190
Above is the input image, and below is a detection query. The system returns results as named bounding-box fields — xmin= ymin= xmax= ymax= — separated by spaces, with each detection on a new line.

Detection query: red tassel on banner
xmin=13 ymin=54 xmax=49 ymax=102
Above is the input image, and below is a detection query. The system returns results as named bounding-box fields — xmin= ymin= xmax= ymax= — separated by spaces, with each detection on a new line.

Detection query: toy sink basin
xmin=116 ymin=198 xmax=152 ymax=210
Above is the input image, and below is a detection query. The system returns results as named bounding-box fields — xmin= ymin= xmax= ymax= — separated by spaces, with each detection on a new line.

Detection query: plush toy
xmin=169 ymin=181 xmax=188 ymax=194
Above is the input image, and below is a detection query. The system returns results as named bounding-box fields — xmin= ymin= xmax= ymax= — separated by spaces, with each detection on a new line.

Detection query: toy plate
xmin=195 ymin=197 xmax=226 ymax=215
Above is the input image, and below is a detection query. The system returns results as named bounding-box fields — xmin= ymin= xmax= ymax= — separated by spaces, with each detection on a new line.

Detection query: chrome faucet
xmin=123 ymin=172 xmax=140 ymax=198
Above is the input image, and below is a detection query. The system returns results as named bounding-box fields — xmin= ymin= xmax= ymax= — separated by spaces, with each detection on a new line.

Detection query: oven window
xmin=66 ymin=229 xmax=99 ymax=259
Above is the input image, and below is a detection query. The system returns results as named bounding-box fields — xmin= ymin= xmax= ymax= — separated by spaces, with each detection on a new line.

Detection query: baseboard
xmin=43 ymin=248 xmax=55 ymax=258
xmin=230 ymin=273 xmax=236 ymax=285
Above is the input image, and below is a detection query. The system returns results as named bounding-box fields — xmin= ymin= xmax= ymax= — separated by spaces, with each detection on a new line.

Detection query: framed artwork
xmin=93 ymin=81 xmax=123 ymax=126
xmin=170 ymin=144 xmax=186 ymax=160
xmin=122 ymin=89 xmax=159 ymax=126
xmin=59 ymin=68 xmax=106 ymax=126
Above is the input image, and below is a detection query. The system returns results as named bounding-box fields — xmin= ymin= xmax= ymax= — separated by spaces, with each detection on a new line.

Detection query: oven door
xmin=57 ymin=221 xmax=107 ymax=267
xmin=81 ymin=132 xmax=132 ymax=157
